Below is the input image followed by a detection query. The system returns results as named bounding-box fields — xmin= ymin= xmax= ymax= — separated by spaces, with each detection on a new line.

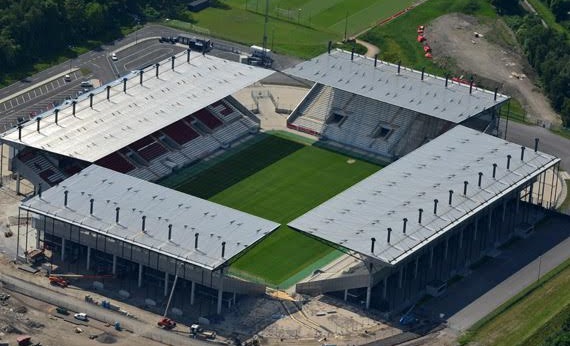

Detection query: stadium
xmin=0 ymin=47 xmax=562 ymax=320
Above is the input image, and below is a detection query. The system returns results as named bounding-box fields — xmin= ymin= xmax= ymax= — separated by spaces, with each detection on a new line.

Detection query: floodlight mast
xmin=262 ymin=0 xmax=269 ymax=62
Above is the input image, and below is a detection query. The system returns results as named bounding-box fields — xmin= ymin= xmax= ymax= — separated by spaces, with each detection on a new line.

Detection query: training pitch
xmin=162 ymin=133 xmax=381 ymax=287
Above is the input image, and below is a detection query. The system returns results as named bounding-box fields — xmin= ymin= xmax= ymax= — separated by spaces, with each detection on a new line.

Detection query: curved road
xmin=502 ymin=120 xmax=570 ymax=172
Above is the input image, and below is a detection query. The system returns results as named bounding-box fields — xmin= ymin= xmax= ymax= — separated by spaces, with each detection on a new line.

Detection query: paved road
xmin=419 ymin=213 xmax=570 ymax=331
xmin=501 ymin=120 xmax=570 ymax=171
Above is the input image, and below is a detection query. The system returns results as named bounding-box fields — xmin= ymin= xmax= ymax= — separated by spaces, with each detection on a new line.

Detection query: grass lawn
xmin=551 ymin=126 xmax=570 ymax=140
xmin=166 ymin=134 xmax=381 ymax=286
xmin=459 ymin=258 xmax=570 ymax=345
xmin=362 ymin=0 xmax=497 ymax=75
xmin=165 ymin=0 xmax=416 ymax=58
xmin=526 ymin=0 xmax=568 ymax=35
xmin=500 ymin=97 xmax=531 ymax=124
xmin=559 ymin=180 xmax=570 ymax=213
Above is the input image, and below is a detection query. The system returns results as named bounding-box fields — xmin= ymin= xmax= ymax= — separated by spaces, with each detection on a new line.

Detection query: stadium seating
xmin=161 ymin=120 xmax=200 ymax=145
xmin=16 ymin=150 xmax=67 ymax=185
xmin=288 ymin=85 xmax=451 ymax=160
xmin=194 ymin=109 xmax=223 ymax=130
xmin=96 ymin=152 xmax=136 ymax=173
xmin=209 ymin=99 xmax=242 ymax=122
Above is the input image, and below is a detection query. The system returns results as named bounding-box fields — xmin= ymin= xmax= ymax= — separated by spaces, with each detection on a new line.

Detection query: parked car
xmin=111 ymin=53 xmax=118 ymax=61
xmin=64 ymin=74 xmax=71 ymax=82
xmin=74 ymin=312 xmax=88 ymax=321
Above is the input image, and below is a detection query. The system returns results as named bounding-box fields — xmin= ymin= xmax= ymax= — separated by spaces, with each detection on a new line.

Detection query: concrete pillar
xmin=190 ymin=281 xmax=195 ymax=305
xmin=414 ymin=257 xmax=419 ymax=279
xmin=502 ymin=200 xmax=507 ymax=222
xmin=217 ymin=270 xmax=225 ymax=314
xmin=16 ymin=171 xmax=20 ymax=195
xmin=528 ymin=183 xmax=534 ymax=204
xmin=112 ymin=255 xmax=117 ymax=275
xmin=164 ymin=272 xmax=169 ymax=297
xmin=0 ymin=142 xmax=3 ymax=187
xmin=365 ymin=284 xmax=372 ymax=309
xmin=61 ymin=238 xmax=66 ymax=261
xmin=488 ymin=209 xmax=494 ymax=246
xmin=344 ymin=289 xmax=348 ymax=301
xmin=35 ymin=230 xmax=40 ymax=249
xmin=86 ymin=246 xmax=91 ymax=270
xmin=382 ymin=277 xmax=388 ymax=299
xmin=365 ymin=263 xmax=373 ymax=309
xmin=138 ymin=263 xmax=143 ymax=288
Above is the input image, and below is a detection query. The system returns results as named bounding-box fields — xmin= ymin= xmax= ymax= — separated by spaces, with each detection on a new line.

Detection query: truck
xmin=190 ymin=324 xmax=216 ymax=340
xmin=246 ymin=45 xmax=273 ymax=68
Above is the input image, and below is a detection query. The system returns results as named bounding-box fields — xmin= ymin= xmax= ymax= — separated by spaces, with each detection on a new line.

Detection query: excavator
xmin=48 ymin=274 xmax=114 ymax=288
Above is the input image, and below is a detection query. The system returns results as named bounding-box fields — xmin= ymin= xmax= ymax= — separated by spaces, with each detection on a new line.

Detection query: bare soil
xmin=427 ymin=13 xmax=562 ymax=126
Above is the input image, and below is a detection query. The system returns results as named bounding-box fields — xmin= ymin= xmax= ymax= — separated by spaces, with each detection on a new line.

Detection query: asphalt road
xmin=0 ymin=23 xmax=302 ymax=133
xmin=419 ymin=213 xmax=570 ymax=331
xmin=501 ymin=120 xmax=570 ymax=171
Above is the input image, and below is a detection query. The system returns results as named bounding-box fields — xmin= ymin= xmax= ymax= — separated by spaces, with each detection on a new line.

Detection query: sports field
xmin=164 ymin=133 xmax=380 ymax=287
xmin=166 ymin=0 xmax=416 ymax=58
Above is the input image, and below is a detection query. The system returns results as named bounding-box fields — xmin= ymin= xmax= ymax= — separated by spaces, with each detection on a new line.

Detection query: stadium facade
xmin=0 ymin=49 xmax=561 ymax=316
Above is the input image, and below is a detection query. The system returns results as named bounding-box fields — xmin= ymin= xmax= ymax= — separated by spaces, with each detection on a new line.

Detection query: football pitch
xmin=237 ymin=0 xmax=417 ymax=35
xmin=163 ymin=133 xmax=381 ymax=287
xmin=167 ymin=0 xmax=416 ymax=58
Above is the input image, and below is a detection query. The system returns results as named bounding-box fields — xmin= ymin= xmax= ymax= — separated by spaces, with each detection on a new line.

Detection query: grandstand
xmin=22 ymin=165 xmax=279 ymax=314
xmin=0 ymin=51 xmax=278 ymax=315
xmin=0 ymin=51 xmax=272 ymax=191
xmin=290 ymin=125 xmax=560 ymax=313
xmin=285 ymin=49 xmax=508 ymax=161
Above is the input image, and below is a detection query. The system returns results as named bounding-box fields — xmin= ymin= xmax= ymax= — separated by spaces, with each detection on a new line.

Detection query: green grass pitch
xmin=166 ymin=134 xmax=381 ymax=287
xmin=167 ymin=0 xmax=416 ymax=58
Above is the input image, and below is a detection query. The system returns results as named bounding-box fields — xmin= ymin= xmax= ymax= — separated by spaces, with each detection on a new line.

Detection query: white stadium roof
xmin=285 ymin=49 xmax=509 ymax=123
xmin=1 ymin=52 xmax=273 ymax=162
xmin=21 ymin=165 xmax=280 ymax=270
xmin=289 ymin=125 xmax=559 ymax=266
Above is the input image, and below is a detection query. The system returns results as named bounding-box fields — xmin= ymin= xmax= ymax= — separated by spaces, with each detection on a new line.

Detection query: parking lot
xmin=0 ymin=23 xmax=301 ymax=135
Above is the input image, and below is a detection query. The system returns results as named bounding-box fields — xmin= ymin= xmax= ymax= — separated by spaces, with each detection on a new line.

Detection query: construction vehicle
xmin=48 ymin=273 xmax=114 ymax=287
xmin=49 ymin=276 xmax=68 ymax=288
xmin=157 ymin=318 xmax=177 ymax=330
xmin=190 ymin=324 xmax=216 ymax=340
xmin=26 ymin=249 xmax=46 ymax=266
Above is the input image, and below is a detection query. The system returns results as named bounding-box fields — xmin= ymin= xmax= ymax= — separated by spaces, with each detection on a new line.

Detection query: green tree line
xmin=540 ymin=0 xmax=570 ymax=22
xmin=0 ymin=0 xmax=192 ymax=76
xmin=493 ymin=0 xmax=570 ymax=126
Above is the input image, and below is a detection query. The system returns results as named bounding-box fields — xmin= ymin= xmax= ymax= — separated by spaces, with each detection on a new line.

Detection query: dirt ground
xmin=427 ymin=13 xmax=562 ymax=127
xmin=0 ymin=286 xmax=163 ymax=346
xmin=217 ymin=295 xmax=401 ymax=345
